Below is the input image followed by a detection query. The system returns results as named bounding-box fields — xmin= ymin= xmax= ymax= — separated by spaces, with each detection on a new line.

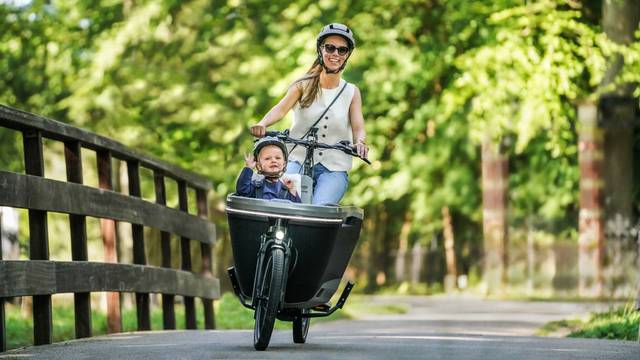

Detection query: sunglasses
xmin=322 ymin=44 xmax=350 ymax=56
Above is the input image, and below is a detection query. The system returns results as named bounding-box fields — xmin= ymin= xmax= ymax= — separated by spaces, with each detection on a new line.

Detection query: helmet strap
xmin=260 ymin=170 xmax=283 ymax=180
xmin=256 ymin=163 xmax=287 ymax=181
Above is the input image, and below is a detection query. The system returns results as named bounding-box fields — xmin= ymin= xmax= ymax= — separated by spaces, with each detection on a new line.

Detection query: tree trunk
xmin=97 ymin=151 xmax=121 ymax=333
xmin=410 ymin=242 xmax=424 ymax=286
xmin=395 ymin=212 xmax=413 ymax=283
xmin=481 ymin=139 xmax=509 ymax=295
xmin=442 ymin=206 xmax=457 ymax=292
xmin=577 ymin=102 xmax=605 ymax=297
xmin=526 ymin=218 xmax=535 ymax=296
xmin=596 ymin=0 xmax=639 ymax=297
xmin=116 ymin=161 xmax=133 ymax=309
xmin=365 ymin=206 xmax=379 ymax=293
xmin=637 ymin=230 xmax=640 ymax=310
xmin=375 ymin=208 xmax=389 ymax=287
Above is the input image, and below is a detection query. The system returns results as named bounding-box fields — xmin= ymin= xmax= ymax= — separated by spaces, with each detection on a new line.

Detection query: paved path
xmin=2 ymin=295 xmax=638 ymax=359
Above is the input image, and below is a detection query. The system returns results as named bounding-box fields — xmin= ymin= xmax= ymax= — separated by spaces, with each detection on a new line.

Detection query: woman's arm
xmin=349 ymin=86 xmax=368 ymax=159
xmin=250 ymin=83 xmax=303 ymax=137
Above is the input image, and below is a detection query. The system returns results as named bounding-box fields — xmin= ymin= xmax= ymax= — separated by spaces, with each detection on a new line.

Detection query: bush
xmin=568 ymin=305 xmax=640 ymax=341
xmin=539 ymin=304 xmax=640 ymax=341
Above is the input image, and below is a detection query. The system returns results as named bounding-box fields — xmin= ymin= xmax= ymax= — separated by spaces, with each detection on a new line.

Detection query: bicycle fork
xmin=251 ymin=218 xmax=291 ymax=309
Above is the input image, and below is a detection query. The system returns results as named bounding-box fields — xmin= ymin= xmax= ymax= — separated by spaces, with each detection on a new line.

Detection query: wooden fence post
xmin=178 ymin=181 xmax=196 ymax=329
xmin=154 ymin=172 xmax=176 ymax=329
xmin=197 ymin=189 xmax=215 ymax=329
xmin=97 ymin=150 xmax=121 ymax=333
xmin=128 ymin=160 xmax=150 ymax=330
xmin=24 ymin=130 xmax=52 ymax=345
xmin=64 ymin=140 xmax=92 ymax=338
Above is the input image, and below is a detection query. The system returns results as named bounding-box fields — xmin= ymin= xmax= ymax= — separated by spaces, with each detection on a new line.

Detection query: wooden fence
xmin=0 ymin=105 xmax=219 ymax=351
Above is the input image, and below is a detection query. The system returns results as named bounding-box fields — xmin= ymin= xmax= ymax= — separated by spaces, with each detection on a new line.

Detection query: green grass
xmin=538 ymin=304 xmax=640 ymax=341
xmin=5 ymin=299 xmax=211 ymax=350
xmin=343 ymin=295 xmax=409 ymax=316
xmin=4 ymin=292 xmax=403 ymax=350
xmin=537 ymin=318 xmax=584 ymax=337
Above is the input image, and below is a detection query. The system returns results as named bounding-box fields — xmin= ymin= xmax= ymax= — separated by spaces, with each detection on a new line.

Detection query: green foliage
xmin=444 ymin=1 xmax=607 ymax=150
xmin=2 ymin=0 xmax=640 ymax=291
xmin=538 ymin=304 xmax=640 ymax=341
xmin=537 ymin=318 xmax=583 ymax=336
xmin=5 ymin=303 xmax=32 ymax=350
xmin=568 ymin=304 xmax=640 ymax=341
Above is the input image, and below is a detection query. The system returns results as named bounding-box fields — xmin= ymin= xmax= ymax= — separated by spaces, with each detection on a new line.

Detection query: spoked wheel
xmin=292 ymin=309 xmax=310 ymax=344
xmin=254 ymin=248 xmax=285 ymax=351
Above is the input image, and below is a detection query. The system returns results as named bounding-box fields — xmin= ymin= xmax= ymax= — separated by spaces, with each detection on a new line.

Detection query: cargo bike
xmin=226 ymin=128 xmax=369 ymax=350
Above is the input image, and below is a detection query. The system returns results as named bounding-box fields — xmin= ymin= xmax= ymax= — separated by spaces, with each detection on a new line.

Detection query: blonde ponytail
xmin=294 ymin=59 xmax=323 ymax=108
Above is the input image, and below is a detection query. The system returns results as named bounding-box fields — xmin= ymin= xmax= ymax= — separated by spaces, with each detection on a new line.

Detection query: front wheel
xmin=254 ymin=247 xmax=285 ymax=351
xmin=292 ymin=309 xmax=310 ymax=343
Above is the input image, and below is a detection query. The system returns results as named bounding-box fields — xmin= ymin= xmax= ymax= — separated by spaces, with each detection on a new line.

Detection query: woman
xmin=250 ymin=23 xmax=368 ymax=205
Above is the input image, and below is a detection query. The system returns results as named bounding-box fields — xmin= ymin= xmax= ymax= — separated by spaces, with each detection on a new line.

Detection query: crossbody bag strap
xmin=289 ymin=81 xmax=349 ymax=156
xmin=303 ymin=81 xmax=348 ymax=136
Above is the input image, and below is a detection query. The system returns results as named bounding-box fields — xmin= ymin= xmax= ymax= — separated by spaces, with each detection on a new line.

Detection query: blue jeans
xmin=286 ymin=161 xmax=348 ymax=205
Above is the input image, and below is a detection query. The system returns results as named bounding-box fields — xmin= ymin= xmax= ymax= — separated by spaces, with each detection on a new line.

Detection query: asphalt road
xmin=2 ymin=295 xmax=639 ymax=359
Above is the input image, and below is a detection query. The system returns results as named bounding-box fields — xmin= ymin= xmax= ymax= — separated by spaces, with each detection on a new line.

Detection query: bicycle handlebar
xmin=265 ymin=130 xmax=371 ymax=165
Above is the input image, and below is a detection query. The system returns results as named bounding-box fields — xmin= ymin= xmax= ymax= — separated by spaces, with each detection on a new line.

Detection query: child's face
xmin=257 ymin=145 xmax=285 ymax=174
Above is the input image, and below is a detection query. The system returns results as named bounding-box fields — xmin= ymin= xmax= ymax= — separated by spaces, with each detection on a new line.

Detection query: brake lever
xmin=335 ymin=141 xmax=371 ymax=165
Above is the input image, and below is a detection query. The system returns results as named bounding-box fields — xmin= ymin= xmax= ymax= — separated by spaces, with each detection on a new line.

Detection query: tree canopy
xmin=2 ymin=0 xmax=639 ymax=266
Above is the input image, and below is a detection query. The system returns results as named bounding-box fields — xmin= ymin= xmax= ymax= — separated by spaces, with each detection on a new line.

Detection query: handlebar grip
xmin=345 ymin=145 xmax=371 ymax=165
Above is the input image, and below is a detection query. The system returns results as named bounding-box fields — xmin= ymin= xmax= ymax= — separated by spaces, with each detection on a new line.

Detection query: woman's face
xmin=321 ymin=35 xmax=349 ymax=72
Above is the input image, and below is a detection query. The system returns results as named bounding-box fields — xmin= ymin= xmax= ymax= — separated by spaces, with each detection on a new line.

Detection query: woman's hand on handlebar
xmin=250 ymin=123 xmax=267 ymax=137
xmin=355 ymin=141 xmax=369 ymax=160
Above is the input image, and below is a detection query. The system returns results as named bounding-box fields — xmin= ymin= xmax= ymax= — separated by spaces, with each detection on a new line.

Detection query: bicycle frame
xmin=251 ymin=218 xmax=291 ymax=310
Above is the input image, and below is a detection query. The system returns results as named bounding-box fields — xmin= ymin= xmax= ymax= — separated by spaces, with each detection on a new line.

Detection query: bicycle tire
xmin=254 ymin=247 xmax=285 ymax=350
xmin=292 ymin=309 xmax=310 ymax=343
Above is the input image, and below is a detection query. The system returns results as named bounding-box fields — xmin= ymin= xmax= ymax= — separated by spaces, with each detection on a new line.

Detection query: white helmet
xmin=317 ymin=23 xmax=356 ymax=50
xmin=316 ymin=23 xmax=356 ymax=74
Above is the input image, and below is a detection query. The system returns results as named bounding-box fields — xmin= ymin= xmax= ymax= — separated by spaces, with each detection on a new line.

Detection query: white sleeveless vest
xmin=289 ymin=79 xmax=355 ymax=172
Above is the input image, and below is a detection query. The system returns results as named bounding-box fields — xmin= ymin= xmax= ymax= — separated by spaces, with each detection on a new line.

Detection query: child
xmin=236 ymin=136 xmax=301 ymax=203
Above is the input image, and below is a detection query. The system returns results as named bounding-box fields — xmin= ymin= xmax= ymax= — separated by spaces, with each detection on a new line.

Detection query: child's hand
xmin=282 ymin=178 xmax=297 ymax=196
xmin=244 ymin=153 xmax=256 ymax=169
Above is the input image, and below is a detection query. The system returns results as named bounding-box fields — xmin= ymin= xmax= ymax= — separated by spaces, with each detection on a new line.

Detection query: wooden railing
xmin=0 ymin=105 xmax=219 ymax=351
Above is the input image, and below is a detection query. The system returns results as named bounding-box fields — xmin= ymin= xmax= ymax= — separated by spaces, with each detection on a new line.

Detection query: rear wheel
xmin=292 ymin=309 xmax=310 ymax=343
xmin=254 ymin=248 xmax=285 ymax=351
